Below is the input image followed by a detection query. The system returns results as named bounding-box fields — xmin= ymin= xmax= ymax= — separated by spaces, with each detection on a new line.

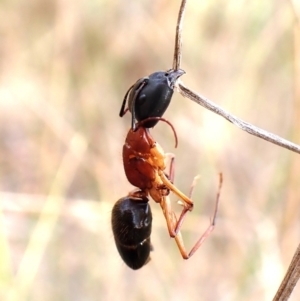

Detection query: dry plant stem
xmin=172 ymin=0 xmax=186 ymax=70
xmin=178 ymin=82 xmax=300 ymax=154
xmin=273 ymin=243 xmax=300 ymax=301
xmin=272 ymin=8 xmax=300 ymax=299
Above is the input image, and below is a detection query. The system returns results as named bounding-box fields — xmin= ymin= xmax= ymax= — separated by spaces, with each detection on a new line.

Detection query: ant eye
xmin=164 ymin=73 xmax=168 ymax=77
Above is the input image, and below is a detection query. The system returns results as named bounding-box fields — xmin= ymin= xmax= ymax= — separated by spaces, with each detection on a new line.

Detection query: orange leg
xmin=160 ymin=173 xmax=223 ymax=259
xmin=161 ymin=154 xmax=196 ymax=231
xmin=164 ymin=152 xmax=175 ymax=182
xmin=159 ymin=171 xmax=195 ymax=211
xmin=174 ymin=175 xmax=200 ymax=234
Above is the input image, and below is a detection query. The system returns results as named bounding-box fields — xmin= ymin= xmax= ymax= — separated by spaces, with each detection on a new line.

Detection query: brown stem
xmin=273 ymin=243 xmax=300 ymax=301
xmin=178 ymin=82 xmax=300 ymax=154
xmin=173 ymin=0 xmax=187 ymax=70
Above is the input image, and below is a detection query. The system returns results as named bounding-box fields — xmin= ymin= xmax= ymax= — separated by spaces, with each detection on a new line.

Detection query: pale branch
xmin=172 ymin=0 xmax=186 ymax=70
xmin=178 ymin=82 xmax=300 ymax=154
xmin=273 ymin=243 xmax=300 ymax=301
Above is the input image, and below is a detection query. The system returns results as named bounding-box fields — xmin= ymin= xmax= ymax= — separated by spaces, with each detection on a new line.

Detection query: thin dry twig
xmin=178 ymin=83 xmax=300 ymax=154
xmin=172 ymin=0 xmax=300 ymax=155
xmin=273 ymin=243 xmax=300 ymax=301
xmin=172 ymin=0 xmax=186 ymax=70
xmin=272 ymin=3 xmax=300 ymax=300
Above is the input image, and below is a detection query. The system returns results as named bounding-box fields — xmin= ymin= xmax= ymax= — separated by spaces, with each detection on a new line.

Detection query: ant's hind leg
xmin=175 ymin=173 xmax=223 ymax=259
xmin=174 ymin=174 xmax=200 ymax=233
xmin=160 ymin=173 xmax=223 ymax=259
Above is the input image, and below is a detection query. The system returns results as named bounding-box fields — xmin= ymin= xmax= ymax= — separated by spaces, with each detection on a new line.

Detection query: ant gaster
xmin=119 ymin=69 xmax=185 ymax=130
xmin=111 ymin=117 xmax=222 ymax=269
xmin=111 ymin=190 xmax=153 ymax=270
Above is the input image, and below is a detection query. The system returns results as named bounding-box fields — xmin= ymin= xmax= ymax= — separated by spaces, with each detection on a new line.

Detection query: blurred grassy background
xmin=0 ymin=0 xmax=299 ymax=300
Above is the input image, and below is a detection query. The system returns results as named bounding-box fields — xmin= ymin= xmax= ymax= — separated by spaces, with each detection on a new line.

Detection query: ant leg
xmin=174 ymin=175 xmax=200 ymax=234
xmin=178 ymin=173 xmax=222 ymax=259
xmin=159 ymin=196 xmax=177 ymax=237
xmin=129 ymin=79 xmax=148 ymax=130
xmin=161 ymin=173 xmax=223 ymax=259
xmin=122 ymin=107 xmax=129 ymax=115
xmin=164 ymin=153 xmax=175 ymax=182
xmin=163 ymin=155 xmax=196 ymax=232
xmin=159 ymin=171 xmax=194 ymax=211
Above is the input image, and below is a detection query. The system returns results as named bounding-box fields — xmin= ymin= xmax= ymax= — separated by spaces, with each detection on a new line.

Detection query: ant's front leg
xmin=164 ymin=152 xmax=175 ymax=183
xmin=159 ymin=195 xmax=177 ymax=237
xmin=159 ymin=156 xmax=194 ymax=211
xmin=160 ymin=153 xmax=194 ymax=230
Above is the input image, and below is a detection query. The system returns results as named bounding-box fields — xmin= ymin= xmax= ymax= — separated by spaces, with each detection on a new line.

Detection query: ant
xmin=119 ymin=69 xmax=185 ymax=130
xmin=111 ymin=117 xmax=222 ymax=269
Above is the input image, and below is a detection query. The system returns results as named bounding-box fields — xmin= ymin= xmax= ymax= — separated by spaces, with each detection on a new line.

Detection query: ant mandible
xmin=111 ymin=117 xmax=222 ymax=269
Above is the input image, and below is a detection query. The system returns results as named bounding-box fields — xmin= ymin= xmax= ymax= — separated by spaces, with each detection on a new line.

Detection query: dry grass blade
xmin=172 ymin=0 xmax=186 ymax=70
xmin=273 ymin=243 xmax=300 ymax=301
xmin=272 ymin=4 xmax=300 ymax=300
xmin=177 ymin=83 xmax=300 ymax=154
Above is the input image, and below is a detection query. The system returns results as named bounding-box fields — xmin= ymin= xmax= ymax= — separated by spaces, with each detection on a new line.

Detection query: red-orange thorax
xmin=122 ymin=127 xmax=166 ymax=193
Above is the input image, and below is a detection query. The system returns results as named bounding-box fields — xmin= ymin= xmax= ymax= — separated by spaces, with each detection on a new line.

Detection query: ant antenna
xmin=136 ymin=117 xmax=178 ymax=148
